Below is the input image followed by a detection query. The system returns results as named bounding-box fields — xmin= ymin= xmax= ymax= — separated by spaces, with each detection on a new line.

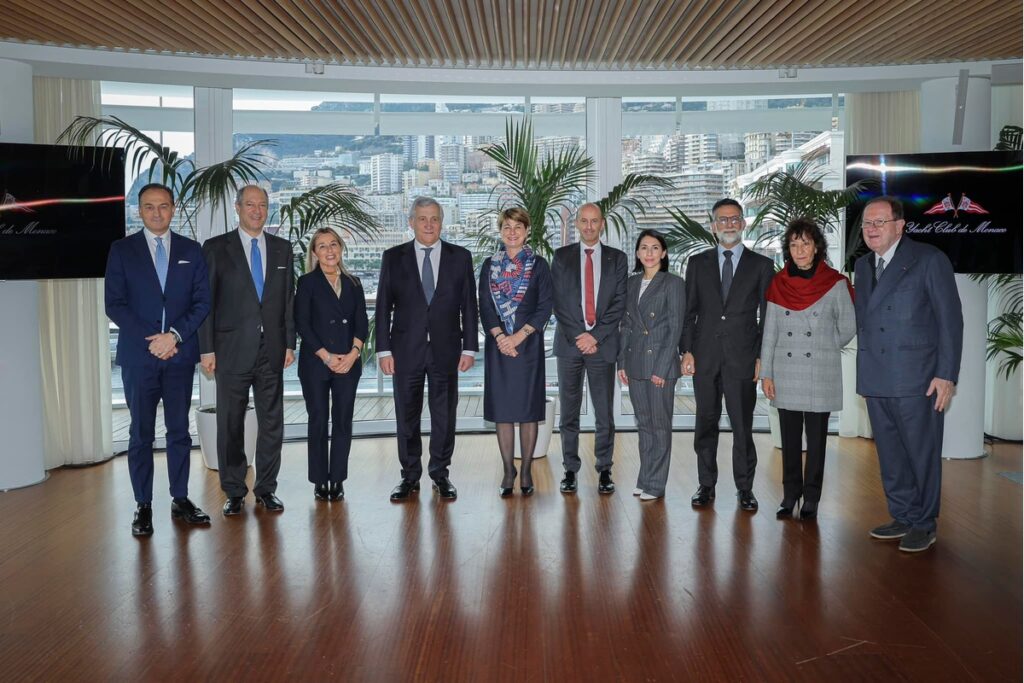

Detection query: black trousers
xmin=693 ymin=366 xmax=757 ymax=491
xmin=777 ymin=409 xmax=830 ymax=503
xmin=215 ymin=337 xmax=283 ymax=497
xmin=557 ymin=353 xmax=616 ymax=474
xmin=300 ymin=365 xmax=360 ymax=485
xmin=392 ymin=343 xmax=458 ymax=482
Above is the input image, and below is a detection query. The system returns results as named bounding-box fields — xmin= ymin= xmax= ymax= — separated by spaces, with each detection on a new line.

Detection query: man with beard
xmin=680 ymin=198 xmax=774 ymax=511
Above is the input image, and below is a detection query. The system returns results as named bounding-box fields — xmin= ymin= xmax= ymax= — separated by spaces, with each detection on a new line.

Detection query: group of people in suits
xmin=108 ymin=186 xmax=961 ymax=553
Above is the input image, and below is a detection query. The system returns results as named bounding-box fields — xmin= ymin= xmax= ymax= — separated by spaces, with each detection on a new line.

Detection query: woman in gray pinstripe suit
xmin=760 ymin=218 xmax=856 ymax=520
xmin=618 ymin=230 xmax=686 ymax=500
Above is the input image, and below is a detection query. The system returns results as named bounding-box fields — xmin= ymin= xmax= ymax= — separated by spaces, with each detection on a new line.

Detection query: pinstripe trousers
xmin=630 ymin=377 xmax=678 ymax=497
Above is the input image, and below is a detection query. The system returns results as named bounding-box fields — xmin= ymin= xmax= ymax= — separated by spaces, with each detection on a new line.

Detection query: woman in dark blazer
xmin=617 ymin=230 xmax=686 ymax=500
xmin=479 ymin=207 xmax=553 ymax=497
xmin=760 ymin=218 xmax=855 ymax=520
xmin=295 ymin=227 xmax=369 ymax=502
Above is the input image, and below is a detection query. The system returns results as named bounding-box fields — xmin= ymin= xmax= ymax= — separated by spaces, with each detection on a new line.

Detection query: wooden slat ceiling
xmin=1 ymin=0 xmax=1020 ymax=70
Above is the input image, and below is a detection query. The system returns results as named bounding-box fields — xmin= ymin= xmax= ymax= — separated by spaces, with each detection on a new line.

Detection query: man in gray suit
xmin=854 ymin=195 xmax=963 ymax=553
xmin=680 ymin=198 xmax=774 ymax=511
xmin=551 ymin=203 xmax=628 ymax=494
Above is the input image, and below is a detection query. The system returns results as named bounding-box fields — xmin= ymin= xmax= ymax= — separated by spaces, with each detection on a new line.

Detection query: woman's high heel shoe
xmin=499 ymin=486 xmax=514 ymax=498
xmin=314 ymin=483 xmax=330 ymax=501
xmin=520 ymin=486 xmax=535 ymax=496
xmin=776 ymin=499 xmax=798 ymax=518
xmin=799 ymin=500 xmax=818 ymax=520
xmin=499 ymin=467 xmax=517 ymax=498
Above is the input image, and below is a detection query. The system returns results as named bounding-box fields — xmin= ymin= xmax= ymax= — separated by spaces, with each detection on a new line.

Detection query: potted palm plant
xmin=59 ymin=116 xmax=382 ymax=468
xmin=479 ymin=117 xmax=672 ymax=458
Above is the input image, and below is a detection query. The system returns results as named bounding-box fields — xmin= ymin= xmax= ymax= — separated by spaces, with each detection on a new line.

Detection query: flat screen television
xmin=0 ymin=142 xmax=126 ymax=280
xmin=844 ymin=151 xmax=1023 ymax=274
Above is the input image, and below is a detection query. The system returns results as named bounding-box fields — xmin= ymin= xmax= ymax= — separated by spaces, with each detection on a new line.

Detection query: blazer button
xmin=786 ymin=352 xmax=792 ymax=357
xmin=720 ymin=315 xmax=726 ymax=320
xmin=787 ymin=332 xmax=792 ymax=337
xmin=330 ymin=319 xmax=335 ymax=324
xmin=785 ymin=311 xmax=790 ymax=316
xmin=649 ymin=312 xmax=655 ymax=318
xmin=647 ymin=349 xmax=652 ymax=354
xmin=880 ymin=327 xmax=885 ymax=332
xmin=805 ymin=352 xmax=811 ymax=357
xmin=342 ymin=319 xmax=348 ymax=324
xmin=813 ymin=312 xmax=818 ymax=317
xmin=643 ymin=330 xmax=648 ymax=335
xmin=806 ymin=331 xmax=812 ymax=337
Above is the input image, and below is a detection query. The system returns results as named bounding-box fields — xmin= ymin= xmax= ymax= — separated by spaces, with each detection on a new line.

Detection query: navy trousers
xmin=866 ymin=395 xmax=945 ymax=532
xmin=300 ymin=364 xmax=360 ymax=485
xmin=121 ymin=363 xmax=195 ymax=503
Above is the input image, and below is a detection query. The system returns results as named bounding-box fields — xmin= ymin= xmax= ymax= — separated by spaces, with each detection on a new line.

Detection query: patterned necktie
xmin=421 ymin=247 xmax=435 ymax=304
xmin=154 ymin=236 xmax=168 ymax=291
xmin=251 ymin=237 xmax=264 ymax=302
xmin=721 ymin=249 xmax=734 ymax=302
xmin=876 ymin=257 xmax=885 ymax=282
xmin=584 ymin=248 xmax=596 ymax=327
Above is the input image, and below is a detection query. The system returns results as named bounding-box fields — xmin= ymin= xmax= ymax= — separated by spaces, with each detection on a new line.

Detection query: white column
xmin=193 ymin=87 xmax=234 ymax=407
xmin=920 ymin=74 xmax=990 ymax=459
xmin=0 ymin=58 xmax=46 ymax=489
xmin=586 ymin=97 xmax=623 ymax=248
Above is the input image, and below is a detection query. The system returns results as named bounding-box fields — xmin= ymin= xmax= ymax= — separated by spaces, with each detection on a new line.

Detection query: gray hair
xmin=235 ymin=184 xmax=269 ymax=205
xmin=408 ymin=196 xmax=443 ymax=222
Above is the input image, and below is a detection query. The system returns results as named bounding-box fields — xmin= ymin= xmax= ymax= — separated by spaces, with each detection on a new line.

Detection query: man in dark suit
xmin=105 ymin=183 xmax=211 ymax=536
xmin=551 ymin=203 xmax=627 ymax=494
xmin=375 ymin=196 xmax=479 ymax=501
xmin=855 ymin=195 xmax=963 ymax=553
xmin=199 ymin=185 xmax=295 ymax=516
xmin=680 ymin=198 xmax=774 ymax=511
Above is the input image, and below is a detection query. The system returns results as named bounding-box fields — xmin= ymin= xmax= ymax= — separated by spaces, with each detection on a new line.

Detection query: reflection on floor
xmin=2 ymin=434 xmax=1019 ymax=680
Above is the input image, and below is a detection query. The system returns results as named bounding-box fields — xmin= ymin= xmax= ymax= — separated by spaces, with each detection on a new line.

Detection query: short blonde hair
xmin=305 ymin=227 xmax=355 ymax=283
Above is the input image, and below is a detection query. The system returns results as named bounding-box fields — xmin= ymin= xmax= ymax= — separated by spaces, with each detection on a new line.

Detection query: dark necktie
xmin=421 ymin=247 xmax=435 ymax=304
xmin=721 ymin=249 xmax=734 ymax=303
xmin=876 ymin=257 xmax=885 ymax=282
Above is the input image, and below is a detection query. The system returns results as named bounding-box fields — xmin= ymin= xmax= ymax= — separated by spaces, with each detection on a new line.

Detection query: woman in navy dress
xmin=295 ymin=227 xmax=368 ymax=502
xmin=479 ymin=207 xmax=553 ymax=497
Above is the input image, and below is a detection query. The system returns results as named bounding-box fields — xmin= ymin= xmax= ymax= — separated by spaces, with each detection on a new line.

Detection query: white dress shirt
xmin=238 ymin=227 xmax=267 ymax=280
xmin=579 ymin=241 xmax=602 ymax=331
xmin=142 ymin=227 xmax=178 ymax=337
xmin=875 ymin=237 xmax=902 ymax=272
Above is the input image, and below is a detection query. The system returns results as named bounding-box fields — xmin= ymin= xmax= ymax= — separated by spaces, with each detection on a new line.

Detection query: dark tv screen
xmin=845 ymin=151 xmax=1023 ymax=274
xmin=0 ymin=142 xmax=125 ymax=280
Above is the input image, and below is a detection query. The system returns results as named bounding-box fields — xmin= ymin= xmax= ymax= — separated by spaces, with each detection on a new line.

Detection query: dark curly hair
xmin=782 ymin=218 xmax=828 ymax=267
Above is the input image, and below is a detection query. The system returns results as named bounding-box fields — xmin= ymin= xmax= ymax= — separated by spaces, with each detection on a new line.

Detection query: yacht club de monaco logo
xmin=922 ymin=193 xmax=989 ymax=217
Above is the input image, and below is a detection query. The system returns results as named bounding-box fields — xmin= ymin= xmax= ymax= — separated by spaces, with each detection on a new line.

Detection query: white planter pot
xmin=515 ymin=397 xmax=555 ymax=460
xmin=196 ymin=405 xmax=257 ymax=470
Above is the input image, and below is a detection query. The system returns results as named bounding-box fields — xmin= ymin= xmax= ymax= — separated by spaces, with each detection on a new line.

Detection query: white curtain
xmin=33 ymin=76 xmax=113 ymax=467
xmin=839 ymin=91 xmax=921 ymax=438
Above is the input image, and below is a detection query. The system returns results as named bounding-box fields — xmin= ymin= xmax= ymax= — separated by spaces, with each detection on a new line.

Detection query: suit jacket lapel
xmin=230 ymin=231 xmax=261 ymax=302
xmin=596 ymin=246 xmax=616 ymax=316
xmin=132 ymin=231 xmax=162 ymax=293
xmin=403 ymin=242 xmax=427 ymax=305
xmin=867 ymin=240 xmax=915 ymax=313
xmin=723 ymin=247 xmax=753 ymax=307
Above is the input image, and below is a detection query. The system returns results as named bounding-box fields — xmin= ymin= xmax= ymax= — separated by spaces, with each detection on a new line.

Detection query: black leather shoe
xmin=255 ymin=493 xmax=284 ymax=512
xmin=560 ymin=471 xmax=577 ymax=494
xmin=738 ymin=490 xmax=758 ymax=511
xmin=222 ymin=497 xmax=245 ymax=516
xmin=691 ymin=485 xmax=715 ymax=507
xmin=799 ymin=500 xmax=818 ymax=520
xmin=171 ymin=497 xmax=211 ymax=525
xmin=499 ymin=486 xmax=514 ymax=498
xmin=329 ymin=482 xmax=345 ymax=501
xmin=390 ymin=479 xmax=420 ymax=501
xmin=314 ymin=484 xmax=330 ymax=501
xmin=776 ymin=499 xmax=798 ymax=519
xmin=521 ymin=485 xmax=535 ymax=497
xmin=132 ymin=503 xmax=153 ymax=536
xmin=598 ymin=470 xmax=615 ymax=494
xmin=432 ymin=477 xmax=458 ymax=500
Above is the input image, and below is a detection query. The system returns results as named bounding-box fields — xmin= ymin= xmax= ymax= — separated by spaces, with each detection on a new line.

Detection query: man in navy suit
xmin=105 ymin=183 xmax=212 ymax=536
xmin=375 ymin=196 xmax=479 ymax=501
xmin=855 ymin=195 xmax=963 ymax=553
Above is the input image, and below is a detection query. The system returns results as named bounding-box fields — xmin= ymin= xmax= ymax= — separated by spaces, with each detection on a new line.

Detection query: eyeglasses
xmin=861 ymin=219 xmax=898 ymax=229
xmin=714 ymin=216 xmax=743 ymax=226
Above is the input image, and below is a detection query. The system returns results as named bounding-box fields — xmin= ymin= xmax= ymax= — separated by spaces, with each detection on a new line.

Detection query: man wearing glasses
xmin=854 ymin=195 xmax=962 ymax=553
xmin=680 ymin=198 xmax=774 ymax=511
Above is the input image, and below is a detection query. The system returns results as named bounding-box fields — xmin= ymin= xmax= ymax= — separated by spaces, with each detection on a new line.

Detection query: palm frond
xmin=179 ymin=139 xmax=275 ymax=221
xmin=596 ymin=173 xmax=674 ymax=241
xmin=663 ymin=207 xmax=717 ymax=268
xmin=987 ymin=310 xmax=1023 ymax=380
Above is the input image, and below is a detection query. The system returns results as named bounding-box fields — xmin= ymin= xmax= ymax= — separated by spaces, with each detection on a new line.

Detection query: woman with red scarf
xmin=479 ymin=207 xmax=553 ymax=497
xmin=760 ymin=218 xmax=856 ymax=520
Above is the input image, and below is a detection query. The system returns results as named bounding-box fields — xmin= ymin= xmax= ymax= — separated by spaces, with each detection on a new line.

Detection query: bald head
xmin=576 ymin=203 xmax=605 ymax=247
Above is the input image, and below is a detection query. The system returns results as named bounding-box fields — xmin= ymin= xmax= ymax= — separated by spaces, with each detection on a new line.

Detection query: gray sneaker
xmin=899 ymin=528 xmax=937 ymax=553
xmin=869 ymin=520 xmax=913 ymax=540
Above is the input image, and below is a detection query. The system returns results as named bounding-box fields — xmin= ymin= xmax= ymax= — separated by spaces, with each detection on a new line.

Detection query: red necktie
xmin=584 ymin=248 xmax=596 ymax=327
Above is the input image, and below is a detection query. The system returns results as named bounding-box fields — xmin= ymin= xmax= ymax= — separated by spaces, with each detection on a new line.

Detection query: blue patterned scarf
xmin=489 ymin=244 xmax=535 ymax=334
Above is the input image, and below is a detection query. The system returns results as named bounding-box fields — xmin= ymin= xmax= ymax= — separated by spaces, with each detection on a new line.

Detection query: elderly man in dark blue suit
xmin=854 ymin=195 xmax=963 ymax=553
xmin=105 ymin=183 xmax=211 ymax=536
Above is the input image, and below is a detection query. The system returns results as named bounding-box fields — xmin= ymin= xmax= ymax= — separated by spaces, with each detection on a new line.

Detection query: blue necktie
xmin=251 ymin=237 xmax=264 ymax=302
xmin=155 ymin=236 xmax=168 ymax=291
xmin=421 ymin=247 xmax=435 ymax=305
xmin=155 ymin=236 xmax=168 ymax=331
